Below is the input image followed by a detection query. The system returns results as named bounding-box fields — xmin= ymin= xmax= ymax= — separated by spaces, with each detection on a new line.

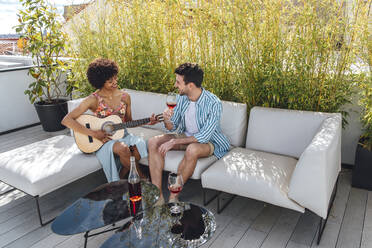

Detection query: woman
xmin=62 ymin=58 xmax=157 ymax=182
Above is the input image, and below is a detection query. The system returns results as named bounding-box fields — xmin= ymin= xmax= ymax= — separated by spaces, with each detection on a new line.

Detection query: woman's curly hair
xmin=86 ymin=58 xmax=119 ymax=89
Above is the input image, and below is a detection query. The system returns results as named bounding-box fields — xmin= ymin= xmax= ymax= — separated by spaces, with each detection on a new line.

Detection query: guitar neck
xmin=113 ymin=117 xmax=151 ymax=130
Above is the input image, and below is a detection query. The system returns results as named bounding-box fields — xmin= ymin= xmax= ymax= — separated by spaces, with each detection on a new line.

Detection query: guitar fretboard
xmin=112 ymin=118 xmax=151 ymax=130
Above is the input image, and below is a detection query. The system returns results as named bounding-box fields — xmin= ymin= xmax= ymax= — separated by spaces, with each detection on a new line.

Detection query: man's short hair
xmin=174 ymin=63 xmax=204 ymax=88
xmin=86 ymin=58 xmax=118 ymax=89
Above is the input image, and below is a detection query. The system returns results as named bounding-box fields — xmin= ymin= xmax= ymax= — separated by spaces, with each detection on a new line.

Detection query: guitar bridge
xmin=85 ymin=123 xmax=93 ymax=143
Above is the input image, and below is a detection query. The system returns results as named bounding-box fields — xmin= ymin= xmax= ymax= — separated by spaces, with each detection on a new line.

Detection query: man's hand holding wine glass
xmin=163 ymin=93 xmax=176 ymax=131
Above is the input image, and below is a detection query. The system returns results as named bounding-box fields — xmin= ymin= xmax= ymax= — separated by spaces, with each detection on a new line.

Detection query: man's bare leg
xmin=169 ymin=143 xmax=211 ymax=201
xmin=148 ymin=134 xmax=176 ymax=198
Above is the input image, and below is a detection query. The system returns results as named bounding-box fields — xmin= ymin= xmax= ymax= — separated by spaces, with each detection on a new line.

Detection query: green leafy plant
xmin=356 ymin=0 xmax=372 ymax=151
xmin=16 ymin=0 xmax=70 ymax=104
xmin=67 ymin=0 xmax=370 ymax=125
xmin=358 ymin=78 xmax=372 ymax=150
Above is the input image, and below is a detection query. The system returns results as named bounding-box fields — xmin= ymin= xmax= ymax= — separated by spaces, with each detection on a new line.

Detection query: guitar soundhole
xmin=85 ymin=123 xmax=93 ymax=143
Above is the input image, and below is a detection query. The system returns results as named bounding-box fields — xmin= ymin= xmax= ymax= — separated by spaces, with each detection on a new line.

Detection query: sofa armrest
xmin=67 ymin=98 xmax=92 ymax=136
xmin=288 ymin=114 xmax=341 ymax=218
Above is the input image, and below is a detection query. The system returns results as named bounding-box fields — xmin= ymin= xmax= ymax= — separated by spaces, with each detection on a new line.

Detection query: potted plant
xmin=16 ymin=0 xmax=71 ymax=132
xmin=352 ymin=78 xmax=372 ymax=190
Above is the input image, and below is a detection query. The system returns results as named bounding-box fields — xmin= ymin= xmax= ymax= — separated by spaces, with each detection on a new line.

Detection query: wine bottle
xmin=128 ymin=154 xmax=142 ymax=215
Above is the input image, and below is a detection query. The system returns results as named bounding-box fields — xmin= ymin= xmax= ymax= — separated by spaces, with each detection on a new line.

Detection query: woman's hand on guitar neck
xmin=148 ymin=113 xmax=159 ymax=125
xmin=93 ymin=130 xmax=112 ymax=143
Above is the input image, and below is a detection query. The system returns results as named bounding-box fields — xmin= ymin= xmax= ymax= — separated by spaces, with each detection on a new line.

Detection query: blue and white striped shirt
xmin=169 ymin=88 xmax=230 ymax=159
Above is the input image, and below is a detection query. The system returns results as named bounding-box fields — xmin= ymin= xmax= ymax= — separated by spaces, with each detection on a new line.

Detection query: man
xmin=148 ymin=63 xmax=230 ymax=204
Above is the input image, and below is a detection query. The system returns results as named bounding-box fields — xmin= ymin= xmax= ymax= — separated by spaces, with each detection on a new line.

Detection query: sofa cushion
xmin=126 ymin=127 xmax=166 ymax=166
xmin=0 ymin=135 xmax=101 ymax=197
xmin=246 ymin=106 xmax=334 ymax=158
xmin=125 ymin=89 xmax=167 ymax=132
xmin=164 ymin=151 xmax=218 ymax=180
xmin=128 ymin=127 xmax=217 ymax=177
xmin=220 ymin=101 xmax=247 ymax=147
xmin=127 ymin=126 xmax=166 ymax=143
xmin=201 ymin=147 xmax=304 ymax=212
xmin=139 ymin=153 xmax=217 ymax=179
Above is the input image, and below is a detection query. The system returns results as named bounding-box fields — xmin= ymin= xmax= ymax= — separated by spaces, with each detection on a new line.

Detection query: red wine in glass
xmin=166 ymin=102 xmax=177 ymax=109
xmin=169 ymin=185 xmax=183 ymax=194
xmin=168 ymin=173 xmax=184 ymax=214
xmin=166 ymin=92 xmax=177 ymax=110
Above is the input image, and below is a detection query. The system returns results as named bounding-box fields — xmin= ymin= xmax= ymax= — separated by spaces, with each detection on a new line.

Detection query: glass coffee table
xmin=51 ymin=180 xmax=159 ymax=248
xmin=100 ymin=202 xmax=216 ymax=248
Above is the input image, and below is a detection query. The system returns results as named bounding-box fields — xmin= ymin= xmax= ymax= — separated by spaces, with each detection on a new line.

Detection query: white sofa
xmin=200 ymin=106 xmax=342 ymax=244
xmin=0 ymin=88 xmax=341 ymax=242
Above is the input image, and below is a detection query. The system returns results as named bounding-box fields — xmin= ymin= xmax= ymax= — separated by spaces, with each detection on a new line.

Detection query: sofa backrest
xmin=67 ymin=89 xmax=248 ymax=147
xmin=125 ymin=89 xmax=167 ymax=131
xmin=245 ymin=106 xmax=336 ymax=158
xmin=219 ymin=100 xmax=247 ymax=147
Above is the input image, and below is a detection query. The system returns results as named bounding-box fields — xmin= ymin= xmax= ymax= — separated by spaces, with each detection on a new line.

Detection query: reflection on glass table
xmin=100 ymin=202 xmax=216 ymax=248
xmin=51 ymin=180 xmax=159 ymax=248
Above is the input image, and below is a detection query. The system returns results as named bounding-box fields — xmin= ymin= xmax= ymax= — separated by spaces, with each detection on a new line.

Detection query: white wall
xmin=0 ymin=68 xmax=40 ymax=132
xmin=341 ymin=94 xmax=363 ymax=165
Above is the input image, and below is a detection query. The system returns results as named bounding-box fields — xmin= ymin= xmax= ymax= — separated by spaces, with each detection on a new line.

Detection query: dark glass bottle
xmin=128 ymin=156 xmax=142 ymax=215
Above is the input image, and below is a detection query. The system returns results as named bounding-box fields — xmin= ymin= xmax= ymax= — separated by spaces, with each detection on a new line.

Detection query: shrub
xmin=16 ymin=0 xmax=70 ymax=104
xmin=67 ymin=0 xmax=370 ymax=124
xmin=357 ymin=0 xmax=372 ymax=150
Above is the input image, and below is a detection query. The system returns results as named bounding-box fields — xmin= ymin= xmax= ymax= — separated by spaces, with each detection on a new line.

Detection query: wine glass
xmin=166 ymin=92 xmax=177 ymax=109
xmin=168 ymin=173 xmax=183 ymax=214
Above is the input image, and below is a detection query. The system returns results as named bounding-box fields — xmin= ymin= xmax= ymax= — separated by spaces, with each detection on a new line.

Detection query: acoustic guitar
xmin=74 ymin=114 xmax=163 ymax=153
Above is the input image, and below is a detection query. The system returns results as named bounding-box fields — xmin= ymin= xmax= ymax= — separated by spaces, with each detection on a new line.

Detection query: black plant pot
xmin=34 ymin=99 xmax=68 ymax=132
xmin=352 ymin=143 xmax=372 ymax=191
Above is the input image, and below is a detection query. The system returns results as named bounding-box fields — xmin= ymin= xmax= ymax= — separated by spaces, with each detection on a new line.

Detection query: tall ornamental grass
xmin=67 ymin=0 xmax=371 ymax=123
xmin=357 ymin=1 xmax=372 ymax=150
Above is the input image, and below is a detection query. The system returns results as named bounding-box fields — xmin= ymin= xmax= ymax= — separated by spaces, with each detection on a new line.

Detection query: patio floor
xmin=0 ymin=125 xmax=371 ymax=248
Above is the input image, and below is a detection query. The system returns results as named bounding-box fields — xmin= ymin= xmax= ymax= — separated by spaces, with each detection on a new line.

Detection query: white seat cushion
xmin=165 ymin=151 xmax=218 ymax=180
xmin=130 ymin=127 xmax=217 ymax=178
xmin=201 ymin=147 xmax=304 ymax=212
xmin=0 ymin=135 xmax=101 ymax=197
xmin=127 ymin=126 xmax=165 ymax=143
xmin=126 ymin=127 xmax=165 ymax=166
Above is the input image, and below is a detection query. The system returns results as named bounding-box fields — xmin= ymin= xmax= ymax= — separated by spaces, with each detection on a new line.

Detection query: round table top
xmin=51 ymin=180 xmax=159 ymax=235
xmin=100 ymin=202 xmax=216 ymax=248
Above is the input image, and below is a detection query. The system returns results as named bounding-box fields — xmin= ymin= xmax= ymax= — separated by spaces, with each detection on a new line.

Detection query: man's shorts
xmin=174 ymin=133 xmax=215 ymax=156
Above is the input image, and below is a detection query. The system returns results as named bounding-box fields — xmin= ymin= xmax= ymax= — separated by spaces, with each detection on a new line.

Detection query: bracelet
xmin=129 ymin=145 xmax=135 ymax=154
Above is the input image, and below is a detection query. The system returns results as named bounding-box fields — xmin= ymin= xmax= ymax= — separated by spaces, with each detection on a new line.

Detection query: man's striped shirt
xmin=169 ymin=88 xmax=230 ymax=159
